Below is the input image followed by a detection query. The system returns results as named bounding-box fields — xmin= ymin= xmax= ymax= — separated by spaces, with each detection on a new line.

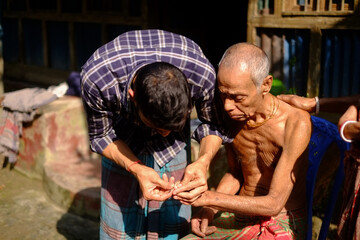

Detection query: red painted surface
xmin=17 ymin=119 xmax=44 ymax=172
xmin=16 ymin=97 xmax=92 ymax=178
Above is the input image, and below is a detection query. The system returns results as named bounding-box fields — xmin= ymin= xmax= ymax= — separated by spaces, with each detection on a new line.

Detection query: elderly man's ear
xmin=261 ymin=75 xmax=273 ymax=95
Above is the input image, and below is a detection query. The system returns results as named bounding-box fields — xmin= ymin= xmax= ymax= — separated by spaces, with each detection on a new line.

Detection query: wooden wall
xmin=247 ymin=0 xmax=360 ymax=98
xmin=2 ymin=0 xmax=147 ymax=90
xmin=1 ymin=0 xmax=248 ymax=92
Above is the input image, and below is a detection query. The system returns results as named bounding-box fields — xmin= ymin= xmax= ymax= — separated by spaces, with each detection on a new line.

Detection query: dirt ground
xmin=0 ymin=164 xmax=99 ymax=240
xmin=0 ymin=156 xmax=340 ymax=240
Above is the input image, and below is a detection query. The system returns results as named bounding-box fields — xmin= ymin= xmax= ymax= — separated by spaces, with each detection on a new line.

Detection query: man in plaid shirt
xmin=81 ymin=29 xmax=230 ymax=239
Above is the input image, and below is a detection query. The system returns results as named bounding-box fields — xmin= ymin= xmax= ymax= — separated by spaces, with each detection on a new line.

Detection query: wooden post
xmin=247 ymin=0 xmax=258 ymax=43
xmin=307 ymin=27 xmax=322 ymax=97
xmin=271 ymin=34 xmax=283 ymax=80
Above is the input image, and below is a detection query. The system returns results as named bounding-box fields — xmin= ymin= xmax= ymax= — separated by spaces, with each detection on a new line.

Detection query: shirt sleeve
xmin=190 ymin=70 xmax=233 ymax=144
xmin=80 ymin=69 xmax=119 ymax=154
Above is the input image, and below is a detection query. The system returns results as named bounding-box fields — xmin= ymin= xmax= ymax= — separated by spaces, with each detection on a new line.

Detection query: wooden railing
xmin=257 ymin=0 xmax=359 ymax=15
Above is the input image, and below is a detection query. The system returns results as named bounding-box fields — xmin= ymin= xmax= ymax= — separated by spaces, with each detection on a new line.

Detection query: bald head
xmin=219 ymin=43 xmax=270 ymax=89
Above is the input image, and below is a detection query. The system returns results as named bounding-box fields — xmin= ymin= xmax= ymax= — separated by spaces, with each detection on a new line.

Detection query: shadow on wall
xmin=56 ymin=187 xmax=100 ymax=240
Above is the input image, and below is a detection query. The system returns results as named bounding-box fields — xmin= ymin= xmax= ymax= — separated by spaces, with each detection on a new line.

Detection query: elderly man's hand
xmin=132 ymin=164 xmax=175 ymax=201
xmin=172 ymin=160 xmax=208 ymax=203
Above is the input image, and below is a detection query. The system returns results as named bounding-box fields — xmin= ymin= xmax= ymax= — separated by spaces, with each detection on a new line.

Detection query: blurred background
xmin=0 ymin=1 xmax=359 ymax=239
xmin=1 ymin=0 xmax=359 ymax=99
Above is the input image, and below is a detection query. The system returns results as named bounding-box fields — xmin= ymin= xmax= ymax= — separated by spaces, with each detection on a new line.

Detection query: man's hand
xmin=277 ymin=94 xmax=316 ymax=113
xmin=131 ymin=164 xmax=175 ymax=201
xmin=172 ymin=160 xmax=208 ymax=203
xmin=191 ymin=207 xmax=217 ymax=237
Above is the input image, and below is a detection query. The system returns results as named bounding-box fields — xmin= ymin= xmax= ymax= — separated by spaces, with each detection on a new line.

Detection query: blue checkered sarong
xmin=100 ymin=148 xmax=191 ymax=240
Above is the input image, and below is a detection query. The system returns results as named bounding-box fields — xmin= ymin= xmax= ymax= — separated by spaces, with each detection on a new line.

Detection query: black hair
xmin=133 ymin=62 xmax=192 ymax=131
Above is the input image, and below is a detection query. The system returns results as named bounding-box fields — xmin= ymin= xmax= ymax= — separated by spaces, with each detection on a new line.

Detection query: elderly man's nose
xmin=223 ymin=98 xmax=235 ymax=111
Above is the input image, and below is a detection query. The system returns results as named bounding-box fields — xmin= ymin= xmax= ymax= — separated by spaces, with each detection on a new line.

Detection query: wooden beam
xmin=4 ymin=63 xmax=70 ymax=87
xmin=248 ymin=15 xmax=360 ymax=29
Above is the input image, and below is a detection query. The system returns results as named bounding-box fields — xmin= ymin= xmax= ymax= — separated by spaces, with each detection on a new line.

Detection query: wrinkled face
xmin=217 ymin=67 xmax=261 ymax=121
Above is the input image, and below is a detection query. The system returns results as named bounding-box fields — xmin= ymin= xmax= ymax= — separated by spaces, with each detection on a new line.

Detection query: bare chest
xmin=232 ymin=125 xmax=284 ymax=172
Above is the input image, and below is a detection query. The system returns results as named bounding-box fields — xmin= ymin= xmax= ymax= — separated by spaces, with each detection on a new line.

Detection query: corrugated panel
xmin=2 ymin=18 xmax=20 ymax=63
xmin=257 ymin=29 xmax=309 ymax=96
xmin=321 ymin=30 xmax=360 ymax=97
xmin=23 ymin=19 xmax=44 ymax=66
xmin=47 ymin=21 xmax=70 ymax=70
xmin=74 ymin=22 xmax=102 ymax=70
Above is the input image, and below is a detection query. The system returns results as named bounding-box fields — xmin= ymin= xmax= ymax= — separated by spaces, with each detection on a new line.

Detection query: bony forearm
xmin=200 ymin=191 xmax=238 ymax=212
xmin=203 ymin=191 xmax=283 ymax=217
xmin=197 ymin=135 xmax=222 ymax=167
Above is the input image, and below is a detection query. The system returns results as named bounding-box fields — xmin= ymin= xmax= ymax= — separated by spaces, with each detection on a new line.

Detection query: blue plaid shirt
xmin=81 ymin=29 xmax=230 ymax=167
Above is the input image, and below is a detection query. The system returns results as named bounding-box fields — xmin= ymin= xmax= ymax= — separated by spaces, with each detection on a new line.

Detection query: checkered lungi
xmin=182 ymin=208 xmax=306 ymax=240
xmin=100 ymin=148 xmax=191 ymax=240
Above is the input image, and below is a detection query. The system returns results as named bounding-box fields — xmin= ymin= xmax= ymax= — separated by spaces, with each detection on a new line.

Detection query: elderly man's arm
xmin=190 ymin=144 xmax=243 ymax=237
xmin=186 ymin=111 xmax=311 ymax=217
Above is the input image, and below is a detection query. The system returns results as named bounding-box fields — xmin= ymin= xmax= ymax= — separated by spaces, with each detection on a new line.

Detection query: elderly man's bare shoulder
xmin=280 ymin=99 xmax=312 ymax=133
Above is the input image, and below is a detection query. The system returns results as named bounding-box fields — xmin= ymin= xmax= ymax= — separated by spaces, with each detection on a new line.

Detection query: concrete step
xmin=14 ymin=96 xmax=102 ymax=220
xmin=43 ymin=156 xmax=101 ymax=221
xmin=17 ymin=96 xmax=91 ymax=180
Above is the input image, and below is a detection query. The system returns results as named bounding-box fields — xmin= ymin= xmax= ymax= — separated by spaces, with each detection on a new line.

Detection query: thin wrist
xmin=195 ymin=156 xmax=210 ymax=170
xmin=127 ymin=160 xmax=143 ymax=173
xmin=202 ymin=190 xmax=212 ymax=207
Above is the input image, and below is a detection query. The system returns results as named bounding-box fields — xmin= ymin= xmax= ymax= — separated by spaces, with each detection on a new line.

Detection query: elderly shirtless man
xmin=179 ymin=43 xmax=312 ymax=239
